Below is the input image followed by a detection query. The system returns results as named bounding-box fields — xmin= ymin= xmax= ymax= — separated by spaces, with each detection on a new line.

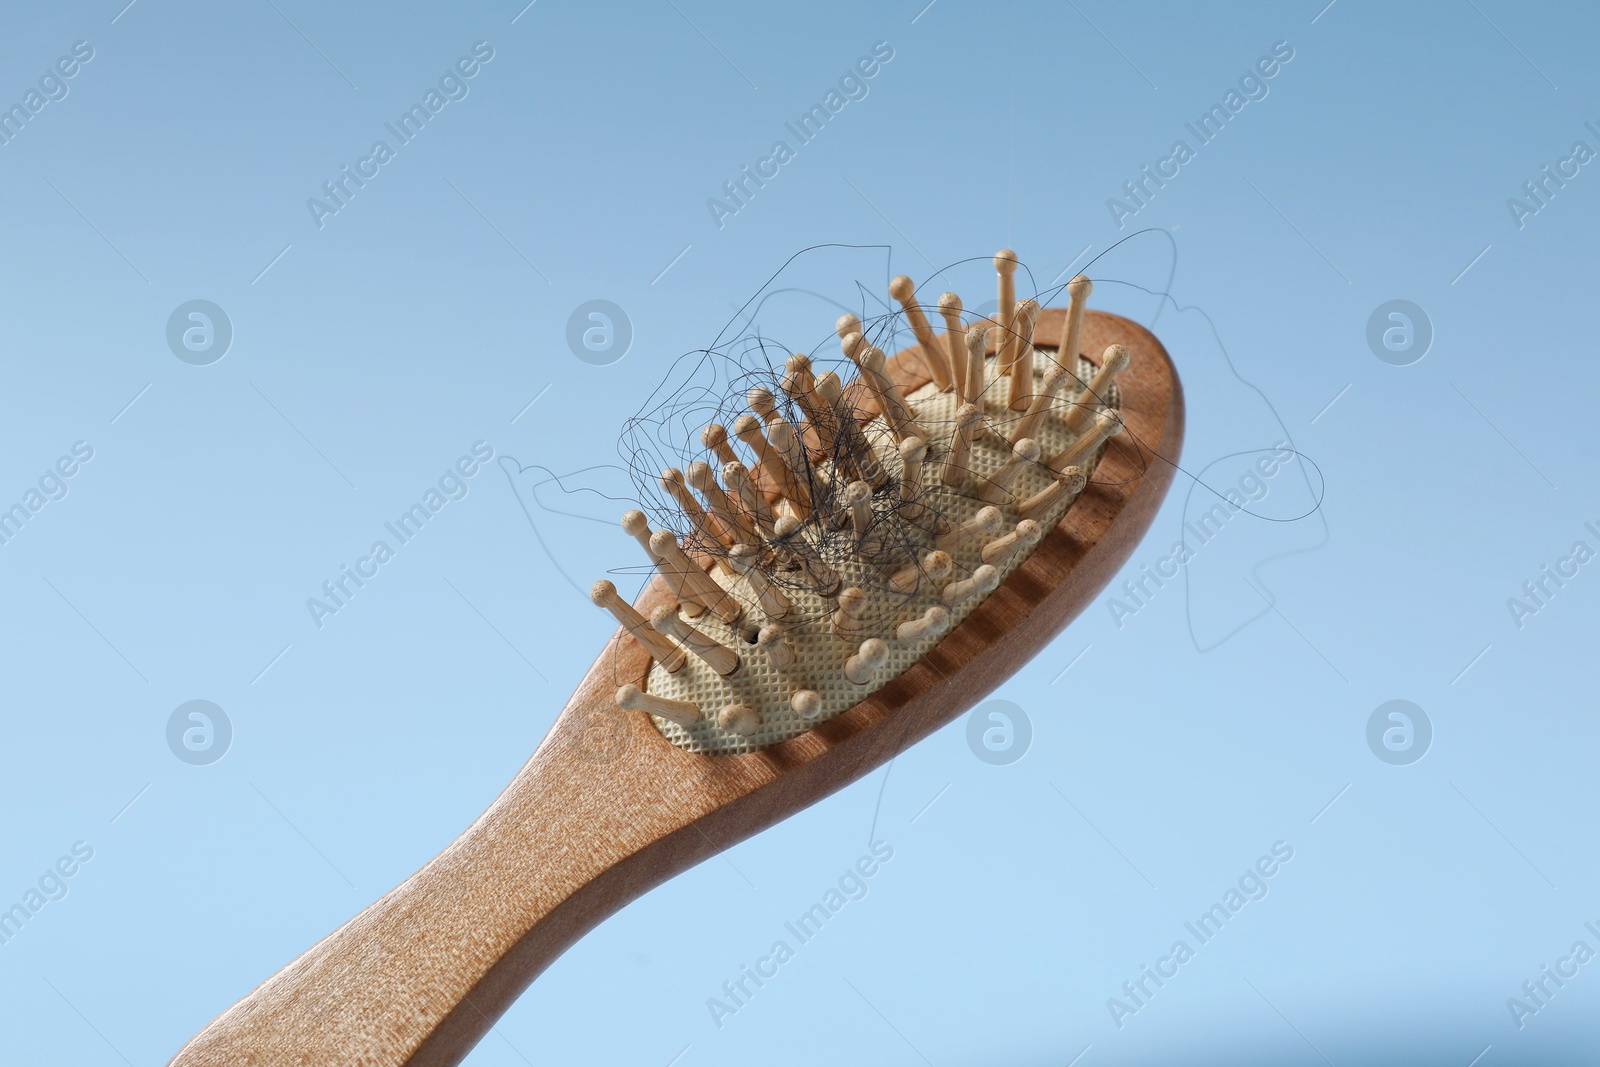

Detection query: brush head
xmin=717 ymin=703 xmax=759 ymax=736
xmin=591 ymin=254 xmax=1179 ymax=755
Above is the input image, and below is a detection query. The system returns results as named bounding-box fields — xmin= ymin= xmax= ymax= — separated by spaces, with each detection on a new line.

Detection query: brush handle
xmin=169 ymin=617 xmax=724 ymax=1067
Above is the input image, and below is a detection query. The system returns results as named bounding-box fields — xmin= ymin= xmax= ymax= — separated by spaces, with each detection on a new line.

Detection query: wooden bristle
xmin=723 ymin=461 xmax=775 ymax=537
xmin=661 ymin=467 xmax=725 ymax=550
xmin=940 ymin=403 xmax=983 ymax=487
xmin=702 ymin=423 xmax=739 ymax=467
xmin=1018 ymin=465 xmax=1087 ymax=522
xmin=861 ymin=343 xmax=922 ymax=442
xmin=620 ymin=509 xmax=656 ymax=560
xmin=1009 ymin=364 xmax=1071 ymax=445
xmin=784 ymin=352 xmax=814 ymax=379
xmin=732 ymin=414 xmax=785 ymax=502
xmin=896 ymin=605 xmax=950 ymax=643
xmin=650 ymin=604 xmax=741 ymax=677
xmin=615 ymin=683 xmax=699 ymax=727
xmin=835 ymin=312 xmax=861 ymax=341
xmin=1064 ymin=343 xmax=1132 ymax=434
xmin=844 ymin=638 xmax=889 ymax=686
xmin=791 ymin=689 xmax=822 ymax=719
xmin=717 ymin=703 xmax=760 ymax=736
xmin=843 ymin=332 xmax=916 ymax=441
xmin=943 ymin=564 xmax=999 ymax=607
xmin=936 ymin=505 xmax=1003 ymax=552
xmin=994 ymin=249 xmax=1018 ymax=366
xmin=976 ymin=437 xmax=1041 ymax=505
xmin=889 ymin=549 xmax=952 ymax=595
xmin=590 ymin=579 xmax=687 ymax=672
xmin=1048 ymin=409 xmax=1122 ymax=474
xmin=782 ymin=353 xmax=832 ymax=453
xmin=890 ymin=275 xmax=951 ymax=392
xmin=643 ymin=526 xmax=712 ymax=616
xmin=687 ymin=461 xmax=758 ymax=547
xmin=896 ymin=436 xmax=928 ymax=521
xmin=729 ymin=543 xmax=791 ymax=621
xmin=649 ymin=529 xmax=740 ymax=624
xmin=812 ymin=369 xmax=852 ymax=443
xmin=813 ymin=370 xmax=888 ymax=486
xmin=624 ymin=511 xmax=701 ymax=618
xmin=937 ymin=292 xmax=964 ymax=395
xmin=1006 ymin=299 xmax=1041 ymax=412
xmin=813 ymin=368 xmax=845 ymax=408
xmin=1060 ymin=274 xmax=1092 ymax=364
xmin=981 ymin=519 xmax=1043 ymax=567
xmin=962 ymin=324 xmax=988 ymax=407
xmin=774 ymin=514 xmax=841 ymax=598
xmin=845 ymin=480 xmax=877 ymax=548
xmin=746 ymin=386 xmax=780 ymax=427
xmin=758 ymin=623 xmax=796 ymax=671
xmin=833 ymin=586 xmax=872 ymax=640
xmin=764 ymin=417 xmax=814 ymax=514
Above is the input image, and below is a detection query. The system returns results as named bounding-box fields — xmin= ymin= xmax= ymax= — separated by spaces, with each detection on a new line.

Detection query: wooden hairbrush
xmin=169 ymin=252 xmax=1184 ymax=1066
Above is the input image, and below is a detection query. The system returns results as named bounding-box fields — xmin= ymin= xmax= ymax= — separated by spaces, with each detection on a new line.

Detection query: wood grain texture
xmin=168 ymin=308 xmax=1184 ymax=1067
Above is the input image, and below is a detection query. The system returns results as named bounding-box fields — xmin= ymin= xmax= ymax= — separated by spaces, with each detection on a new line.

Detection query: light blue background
xmin=1 ymin=1 xmax=1597 ymax=1064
